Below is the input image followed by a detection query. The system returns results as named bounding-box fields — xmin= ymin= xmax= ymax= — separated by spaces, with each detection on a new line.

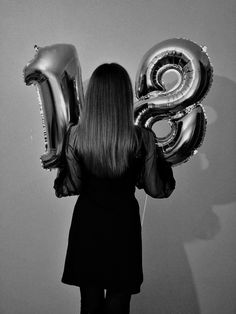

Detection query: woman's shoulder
xmin=69 ymin=123 xmax=79 ymax=135
xmin=134 ymin=125 xmax=156 ymax=159
xmin=66 ymin=123 xmax=80 ymax=147
xmin=134 ymin=125 xmax=156 ymax=146
xmin=135 ymin=125 xmax=155 ymax=136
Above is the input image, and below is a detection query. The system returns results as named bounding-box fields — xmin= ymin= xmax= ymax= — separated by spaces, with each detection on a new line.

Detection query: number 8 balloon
xmin=134 ymin=38 xmax=213 ymax=165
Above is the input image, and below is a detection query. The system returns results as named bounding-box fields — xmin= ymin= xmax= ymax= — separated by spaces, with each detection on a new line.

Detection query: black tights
xmin=80 ymin=285 xmax=132 ymax=314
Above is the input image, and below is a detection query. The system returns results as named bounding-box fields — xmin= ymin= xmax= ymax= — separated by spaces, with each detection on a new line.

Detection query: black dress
xmin=54 ymin=125 xmax=175 ymax=295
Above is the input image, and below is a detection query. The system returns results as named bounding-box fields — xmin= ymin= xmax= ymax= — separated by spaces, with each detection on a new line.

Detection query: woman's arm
xmin=54 ymin=125 xmax=82 ymax=198
xmin=137 ymin=128 xmax=176 ymax=198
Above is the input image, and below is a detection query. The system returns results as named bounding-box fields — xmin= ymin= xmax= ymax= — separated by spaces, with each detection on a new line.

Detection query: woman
xmin=54 ymin=63 xmax=175 ymax=314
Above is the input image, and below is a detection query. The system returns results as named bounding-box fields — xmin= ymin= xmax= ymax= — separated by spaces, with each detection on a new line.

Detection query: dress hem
xmin=61 ymin=277 xmax=142 ymax=295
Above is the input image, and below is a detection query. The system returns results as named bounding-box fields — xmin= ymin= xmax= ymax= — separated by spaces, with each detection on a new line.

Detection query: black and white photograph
xmin=0 ymin=0 xmax=235 ymax=313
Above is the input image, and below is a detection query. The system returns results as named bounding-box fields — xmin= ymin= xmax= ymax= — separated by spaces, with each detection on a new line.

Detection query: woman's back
xmin=55 ymin=122 xmax=175 ymax=297
xmin=59 ymin=124 xmax=145 ymax=294
xmin=60 ymin=123 xmax=139 ymax=201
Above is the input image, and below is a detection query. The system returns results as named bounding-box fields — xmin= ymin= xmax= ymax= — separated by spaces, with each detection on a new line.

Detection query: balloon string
xmin=141 ymin=193 xmax=148 ymax=227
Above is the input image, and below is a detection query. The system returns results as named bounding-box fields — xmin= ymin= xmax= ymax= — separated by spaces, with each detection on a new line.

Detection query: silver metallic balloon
xmin=135 ymin=103 xmax=207 ymax=165
xmin=135 ymin=38 xmax=213 ymax=113
xmin=24 ymin=44 xmax=84 ymax=169
xmin=134 ymin=38 xmax=213 ymax=165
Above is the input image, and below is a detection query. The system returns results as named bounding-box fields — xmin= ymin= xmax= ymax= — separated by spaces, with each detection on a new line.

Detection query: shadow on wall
xmin=133 ymin=75 xmax=236 ymax=314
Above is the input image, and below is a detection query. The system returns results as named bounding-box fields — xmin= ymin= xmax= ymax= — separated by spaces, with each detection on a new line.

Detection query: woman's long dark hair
xmin=77 ymin=63 xmax=138 ymax=177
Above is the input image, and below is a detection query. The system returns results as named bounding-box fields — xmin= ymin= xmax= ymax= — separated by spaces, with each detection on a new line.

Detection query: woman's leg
xmin=105 ymin=290 xmax=132 ymax=314
xmin=80 ymin=285 xmax=105 ymax=314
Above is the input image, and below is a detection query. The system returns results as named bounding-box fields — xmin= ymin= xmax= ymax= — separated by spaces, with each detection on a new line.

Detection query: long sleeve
xmin=53 ymin=125 xmax=82 ymax=198
xmin=136 ymin=128 xmax=176 ymax=198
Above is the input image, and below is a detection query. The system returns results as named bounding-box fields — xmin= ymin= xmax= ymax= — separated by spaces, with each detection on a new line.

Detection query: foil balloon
xmin=134 ymin=38 xmax=213 ymax=165
xmin=23 ymin=44 xmax=84 ymax=169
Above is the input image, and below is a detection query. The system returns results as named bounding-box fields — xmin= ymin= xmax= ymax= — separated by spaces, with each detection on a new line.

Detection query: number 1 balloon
xmin=23 ymin=44 xmax=84 ymax=169
xmin=134 ymin=38 xmax=213 ymax=165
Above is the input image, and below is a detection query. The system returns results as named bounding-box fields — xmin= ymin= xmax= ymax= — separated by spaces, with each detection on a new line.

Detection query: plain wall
xmin=0 ymin=0 xmax=235 ymax=313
